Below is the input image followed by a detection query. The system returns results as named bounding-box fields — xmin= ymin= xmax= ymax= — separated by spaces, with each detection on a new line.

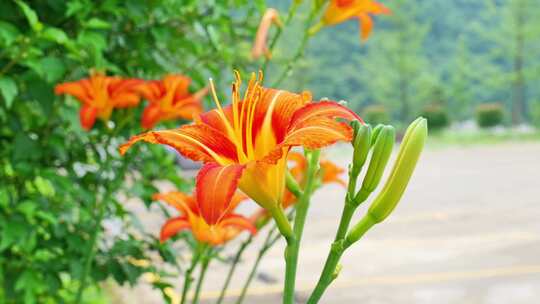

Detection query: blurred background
xmin=0 ymin=0 xmax=539 ymax=303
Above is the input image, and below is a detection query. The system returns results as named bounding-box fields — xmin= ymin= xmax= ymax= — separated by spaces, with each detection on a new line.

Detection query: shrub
xmin=420 ymin=104 xmax=450 ymax=131
xmin=0 ymin=0 xmax=262 ymax=302
xmin=362 ymin=104 xmax=390 ymax=125
xmin=475 ymin=103 xmax=505 ymax=128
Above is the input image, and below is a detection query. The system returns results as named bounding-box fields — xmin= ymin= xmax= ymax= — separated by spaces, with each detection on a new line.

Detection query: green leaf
xmin=39 ymin=57 xmax=66 ymax=83
xmin=0 ymin=21 xmax=20 ymax=46
xmin=0 ymin=217 xmax=27 ymax=251
xmin=34 ymin=176 xmax=55 ymax=197
xmin=85 ymin=18 xmax=111 ymax=29
xmin=15 ymin=1 xmax=43 ymax=32
xmin=16 ymin=201 xmax=37 ymax=220
xmin=42 ymin=27 xmax=68 ymax=44
xmin=0 ymin=77 xmax=17 ymax=109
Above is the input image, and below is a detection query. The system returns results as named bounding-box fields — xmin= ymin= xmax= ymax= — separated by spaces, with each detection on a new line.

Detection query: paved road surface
xmin=112 ymin=142 xmax=540 ymax=303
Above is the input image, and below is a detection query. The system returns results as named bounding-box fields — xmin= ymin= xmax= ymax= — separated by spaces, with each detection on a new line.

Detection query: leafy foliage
xmin=0 ymin=0 xmax=263 ymax=302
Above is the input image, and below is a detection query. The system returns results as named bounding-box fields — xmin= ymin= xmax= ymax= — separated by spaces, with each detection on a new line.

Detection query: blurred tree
xmin=447 ymin=36 xmax=475 ymax=121
xmin=356 ymin=0 xmax=432 ymax=123
xmin=470 ymin=0 xmax=540 ymax=124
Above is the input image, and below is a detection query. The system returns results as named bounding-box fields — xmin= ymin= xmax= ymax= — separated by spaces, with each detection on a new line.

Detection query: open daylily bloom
xmin=121 ymin=71 xmax=361 ymax=236
xmin=136 ymin=74 xmax=207 ymax=129
xmin=154 ymin=164 xmax=256 ymax=246
xmin=322 ymin=0 xmax=391 ymax=41
xmin=252 ymin=8 xmax=282 ymax=60
xmin=55 ymin=71 xmax=143 ymax=130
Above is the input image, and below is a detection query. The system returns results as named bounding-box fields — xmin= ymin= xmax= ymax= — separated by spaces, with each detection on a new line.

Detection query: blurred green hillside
xmin=270 ymin=0 xmax=540 ymax=126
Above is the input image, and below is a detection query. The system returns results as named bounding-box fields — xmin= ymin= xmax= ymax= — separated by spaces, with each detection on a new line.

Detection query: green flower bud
xmin=360 ymin=125 xmax=395 ymax=194
xmin=350 ymin=120 xmax=361 ymax=146
xmin=367 ymin=117 xmax=428 ymax=223
xmin=351 ymin=124 xmax=371 ymax=177
xmin=370 ymin=124 xmax=384 ymax=146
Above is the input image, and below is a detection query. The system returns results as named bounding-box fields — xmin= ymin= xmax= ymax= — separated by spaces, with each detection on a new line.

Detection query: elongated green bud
xmin=370 ymin=124 xmax=384 ymax=146
xmin=360 ymin=126 xmax=395 ymax=194
xmin=368 ymin=117 xmax=428 ymax=223
xmin=351 ymin=124 xmax=371 ymax=177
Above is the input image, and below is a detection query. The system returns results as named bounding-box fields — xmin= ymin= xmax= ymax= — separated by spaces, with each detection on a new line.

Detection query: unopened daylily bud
xmin=351 ymin=124 xmax=371 ymax=177
xmin=370 ymin=124 xmax=384 ymax=146
xmin=360 ymin=126 xmax=395 ymax=194
xmin=367 ymin=117 xmax=427 ymax=223
xmin=350 ymin=120 xmax=361 ymax=143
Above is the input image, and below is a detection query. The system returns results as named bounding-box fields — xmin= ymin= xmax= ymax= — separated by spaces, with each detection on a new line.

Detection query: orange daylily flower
xmin=154 ymin=163 xmax=256 ymax=246
xmin=121 ymin=71 xmax=361 ymax=232
xmin=322 ymin=0 xmax=391 ymax=41
xmin=252 ymin=8 xmax=282 ymax=60
xmin=55 ymin=71 xmax=143 ymax=130
xmin=136 ymin=74 xmax=207 ymax=129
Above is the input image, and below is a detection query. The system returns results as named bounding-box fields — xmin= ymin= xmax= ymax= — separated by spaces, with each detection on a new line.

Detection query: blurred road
xmin=114 ymin=142 xmax=540 ymax=304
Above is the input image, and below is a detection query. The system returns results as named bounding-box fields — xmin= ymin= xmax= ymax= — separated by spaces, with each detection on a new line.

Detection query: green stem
xmin=236 ymin=227 xmax=281 ymax=304
xmin=307 ymin=215 xmax=375 ymax=304
xmin=192 ymin=249 xmax=212 ymax=304
xmin=269 ymin=206 xmax=294 ymax=239
xmin=306 ymin=155 xmax=371 ymax=304
xmin=74 ymin=188 xmax=110 ymax=303
xmin=216 ymin=236 xmax=253 ymax=304
xmin=181 ymin=244 xmax=205 ymax=304
xmin=271 ymin=6 xmax=321 ymax=88
xmin=283 ymin=150 xmax=320 ymax=304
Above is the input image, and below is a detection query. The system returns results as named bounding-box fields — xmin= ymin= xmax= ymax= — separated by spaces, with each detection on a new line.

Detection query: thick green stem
xmin=192 ymin=250 xmax=212 ymax=304
xmin=181 ymin=245 xmax=205 ymax=304
xmin=307 ymin=215 xmax=375 ymax=304
xmin=236 ymin=228 xmax=280 ymax=304
xmin=269 ymin=206 xmax=294 ymax=239
xmin=283 ymin=150 xmax=320 ymax=304
xmin=216 ymin=236 xmax=253 ymax=304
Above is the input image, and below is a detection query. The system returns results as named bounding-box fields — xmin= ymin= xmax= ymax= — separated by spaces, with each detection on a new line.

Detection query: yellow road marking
xmin=197 ymin=264 xmax=540 ymax=300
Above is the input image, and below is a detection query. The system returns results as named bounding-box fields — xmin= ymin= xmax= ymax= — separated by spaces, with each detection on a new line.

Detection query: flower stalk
xmin=193 ymin=248 xmax=213 ymax=304
xmin=216 ymin=236 xmax=253 ymax=304
xmin=307 ymin=118 xmax=427 ymax=303
xmin=283 ymin=149 xmax=320 ymax=304
xmin=181 ymin=244 xmax=206 ymax=304
xmin=236 ymin=226 xmax=281 ymax=304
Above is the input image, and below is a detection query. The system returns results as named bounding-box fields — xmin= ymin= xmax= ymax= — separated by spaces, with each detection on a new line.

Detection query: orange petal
xmin=369 ymin=1 xmax=392 ymax=14
xmin=289 ymin=101 xmax=362 ymax=130
xmin=220 ymin=214 xmax=257 ymax=235
xmin=55 ymin=80 xmax=91 ymax=104
xmin=160 ymin=217 xmax=191 ymax=242
xmin=152 ymin=192 xmax=198 ymax=215
xmin=358 ymin=13 xmax=374 ymax=41
xmin=253 ymin=88 xmax=311 ymax=143
xmin=141 ymin=103 xmax=162 ymax=129
xmin=198 ymin=105 xmax=234 ymax=136
xmin=79 ymin=105 xmax=98 ymax=130
xmin=135 ymin=80 xmax=164 ymax=103
xmin=283 ymin=117 xmax=354 ymax=149
xmin=119 ymin=124 xmax=238 ymax=164
xmin=320 ymin=159 xmax=347 ymax=187
xmin=196 ymin=163 xmax=245 ymax=225
xmin=323 ymin=0 xmax=360 ymax=25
